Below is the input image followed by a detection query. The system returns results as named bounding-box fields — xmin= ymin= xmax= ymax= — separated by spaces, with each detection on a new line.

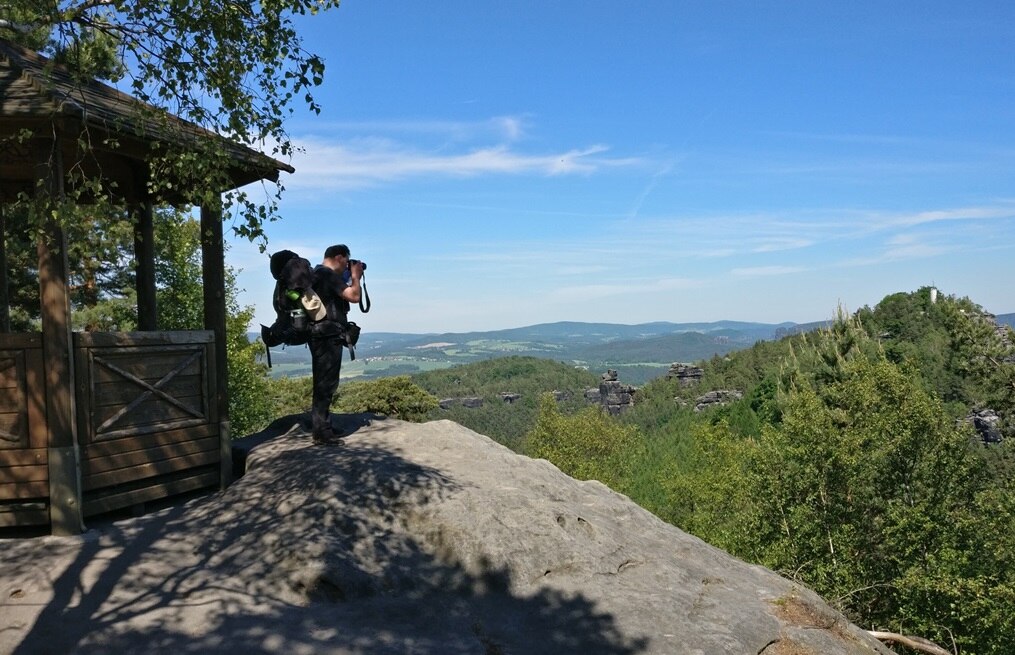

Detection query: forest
xmin=350 ymin=287 xmax=1012 ymax=655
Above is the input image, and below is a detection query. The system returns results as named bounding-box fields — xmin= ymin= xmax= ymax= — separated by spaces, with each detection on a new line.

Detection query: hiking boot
xmin=312 ymin=429 xmax=344 ymax=446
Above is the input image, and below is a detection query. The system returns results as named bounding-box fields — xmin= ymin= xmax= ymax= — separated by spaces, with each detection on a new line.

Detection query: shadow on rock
xmin=5 ymin=414 xmax=647 ymax=655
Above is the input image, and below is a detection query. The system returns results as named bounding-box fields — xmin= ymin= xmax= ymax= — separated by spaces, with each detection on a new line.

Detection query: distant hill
xmin=249 ymin=320 xmax=805 ymax=384
xmin=250 ymin=312 xmax=1013 ymax=385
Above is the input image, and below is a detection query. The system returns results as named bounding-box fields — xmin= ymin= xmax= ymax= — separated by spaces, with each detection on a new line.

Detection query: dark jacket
xmin=312 ymin=265 xmax=351 ymax=322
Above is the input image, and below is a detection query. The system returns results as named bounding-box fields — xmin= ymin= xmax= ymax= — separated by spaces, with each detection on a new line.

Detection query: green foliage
xmin=225 ymin=302 xmax=273 ymax=438
xmin=2 ymin=0 xmax=341 ymax=244
xmin=413 ymin=356 xmax=599 ymax=448
xmin=664 ymin=319 xmax=1015 ymax=654
xmin=858 ymin=288 xmax=1015 ymax=423
xmin=335 ymin=376 xmax=438 ymax=423
xmin=265 ymin=374 xmax=313 ymax=418
xmin=154 ymin=209 xmax=203 ymax=331
xmin=523 ymin=394 xmax=643 ymax=490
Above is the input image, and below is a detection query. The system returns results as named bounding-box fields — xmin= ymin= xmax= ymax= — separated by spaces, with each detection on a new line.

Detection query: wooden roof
xmin=0 ymin=37 xmax=295 ymax=205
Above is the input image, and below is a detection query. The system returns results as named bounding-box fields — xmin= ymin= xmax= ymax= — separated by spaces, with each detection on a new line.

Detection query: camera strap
xmin=359 ymin=275 xmax=371 ymax=313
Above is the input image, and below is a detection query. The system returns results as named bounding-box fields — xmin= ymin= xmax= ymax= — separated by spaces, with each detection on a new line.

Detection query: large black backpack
xmin=260 ymin=250 xmax=366 ymax=367
xmin=260 ymin=250 xmax=315 ymax=355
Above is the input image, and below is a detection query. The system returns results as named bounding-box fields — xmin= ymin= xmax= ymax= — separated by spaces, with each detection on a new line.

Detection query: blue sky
xmin=226 ymin=1 xmax=1015 ymax=334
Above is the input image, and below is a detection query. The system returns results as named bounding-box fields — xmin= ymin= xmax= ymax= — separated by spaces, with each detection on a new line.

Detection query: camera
xmin=349 ymin=258 xmax=367 ymax=271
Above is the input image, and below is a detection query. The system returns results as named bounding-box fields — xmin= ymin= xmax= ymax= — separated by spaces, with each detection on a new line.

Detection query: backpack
xmin=260 ymin=250 xmax=315 ymax=360
xmin=259 ymin=250 xmax=362 ymax=367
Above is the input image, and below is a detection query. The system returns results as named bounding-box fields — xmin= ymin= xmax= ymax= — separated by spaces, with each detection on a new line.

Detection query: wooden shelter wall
xmin=74 ymin=331 xmax=220 ymax=517
xmin=0 ymin=333 xmax=48 ymax=527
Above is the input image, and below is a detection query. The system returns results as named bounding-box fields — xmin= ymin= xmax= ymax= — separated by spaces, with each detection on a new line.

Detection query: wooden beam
xmin=133 ymin=201 xmax=157 ymax=330
xmin=200 ymin=204 xmax=228 ymax=422
xmin=34 ymin=135 xmax=84 ymax=535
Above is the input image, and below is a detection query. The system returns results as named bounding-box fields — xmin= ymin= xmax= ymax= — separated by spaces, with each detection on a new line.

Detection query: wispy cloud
xmin=297 ymin=115 xmax=531 ymax=142
xmin=273 ymin=115 xmax=647 ymax=191
xmin=627 ymin=161 xmax=677 ymax=219
xmin=883 ymin=206 xmax=1015 ymax=228
xmin=285 ymin=138 xmax=641 ymax=190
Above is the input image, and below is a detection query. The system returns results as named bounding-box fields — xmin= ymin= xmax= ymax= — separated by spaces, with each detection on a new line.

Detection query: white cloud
xmin=284 ymin=139 xmax=640 ymax=191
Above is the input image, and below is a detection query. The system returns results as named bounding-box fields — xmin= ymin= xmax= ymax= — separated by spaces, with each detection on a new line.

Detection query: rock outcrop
xmin=585 ymin=370 xmax=637 ymax=415
xmin=0 ymin=415 xmax=889 ymax=655
xmin=439 ymin=396 xmax=484 ymax=409
xmin=966 ymin=408 xmax=1004 ymax=444
xmin=666 ymin=363 xmax=704 ymax=386
xmin=694 ymin=389 xmax=744 ymax=412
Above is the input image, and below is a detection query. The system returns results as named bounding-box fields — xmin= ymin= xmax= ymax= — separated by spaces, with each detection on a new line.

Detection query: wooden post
xmin=133 ymin=201 xmax=157 ymax=330
xmin=200 ymin=204 xmax=230 ymax=488
xmin=0 ymin=202 xmax=9 ymax=332
xmin=35 ymin=136 xmax=83 ymax=535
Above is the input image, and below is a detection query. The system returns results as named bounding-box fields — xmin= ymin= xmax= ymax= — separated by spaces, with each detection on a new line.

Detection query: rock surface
xmin=0 ymin=415 xmax=889 ymax=655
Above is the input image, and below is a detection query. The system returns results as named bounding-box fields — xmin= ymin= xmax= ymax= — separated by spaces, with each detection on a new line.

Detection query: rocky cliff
xmin=0 ymin=415 xmax=890 ymax=654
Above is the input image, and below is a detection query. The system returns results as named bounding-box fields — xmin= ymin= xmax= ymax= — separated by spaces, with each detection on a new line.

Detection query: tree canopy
xmin=1 ymin=0 xmax=340 ymax=243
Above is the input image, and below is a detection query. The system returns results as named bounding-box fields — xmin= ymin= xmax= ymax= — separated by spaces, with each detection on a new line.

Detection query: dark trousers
xmin=309 ymin=335 xmax=344 ymax=436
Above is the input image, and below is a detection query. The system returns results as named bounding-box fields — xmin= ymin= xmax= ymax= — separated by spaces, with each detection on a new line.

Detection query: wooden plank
xmin=0 ymin=448 xmax=47 ymax=467
xmin=91 ymin=375 xmax=203 ymax=406
xmin=91 ymin=404 xmax=208 ymax=438
xmin=91 ymin=354 xmax=203 ymax=385
xmin=92 ymin=417 xmax=211 ymax=443
xmin=0 ymin=502 xmax=49 ymax=527
xmin=83 ymin=449 xmax=219 ymax=490
xmin=0 ymin=463 xmax=48 ymax=484
xmin=0 ymin=334 xmax=42 ymax=349
xmin=0 ymin=349 xmax=27 ymax=450
xmin=74 ymin=344 xmax=93 ymax=451
xmin=0 ymin=479 xmax=47 ymax=500
xmin=25 ymin=346 xmax=46 ymax=449
xmin=0 ymin=387 xmax=24 ymax=411
xmin=0 ymin=412 xmax=26 ymax=449
xmin=74 ymin=331 xmax=214 ymax=348
xmin=82 ymin=435 xmax=219 ymax=476
xmin=83 ymin=468 xmax=218 ymax=517
xmin=92 ymin=390 xmax=204 ymax=422
xmin=0 ymin=353 xmax=19 ymax=388
xmin=82 ymin=422 xmax=217 ymax=458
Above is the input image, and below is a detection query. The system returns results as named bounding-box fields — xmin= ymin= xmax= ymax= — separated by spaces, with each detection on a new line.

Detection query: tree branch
xmin=868 ymin=631 xmax=953 ymax=655
xmin=59 ymin=0 xmax=119 ymax=24
xmin=0 ymin=18 xmax=33 ymax=33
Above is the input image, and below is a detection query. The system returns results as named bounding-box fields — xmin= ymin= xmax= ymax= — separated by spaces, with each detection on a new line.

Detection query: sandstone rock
xmin=665 ymin=363 xmax=704 ymax=387
xmin=439 ymin=396 xmax=485 ymax=409
xmin=694 ymin=389 xmax=744 ymax=412
xmin=0 ymin=415 xmax=889 ymax=655
xmin=585 ymin=371 xmax=637 ymax=415
xmin=966 ymin=408 xmax=1004 ymax=444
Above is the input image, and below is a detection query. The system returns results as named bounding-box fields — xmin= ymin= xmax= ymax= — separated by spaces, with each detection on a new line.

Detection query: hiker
xmin=307 ymin=244 xmax=364 ymax=445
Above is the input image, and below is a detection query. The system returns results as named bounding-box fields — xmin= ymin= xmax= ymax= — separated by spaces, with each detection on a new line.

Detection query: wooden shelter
xmin=0 ymin=38 xmax=294 ymax=534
